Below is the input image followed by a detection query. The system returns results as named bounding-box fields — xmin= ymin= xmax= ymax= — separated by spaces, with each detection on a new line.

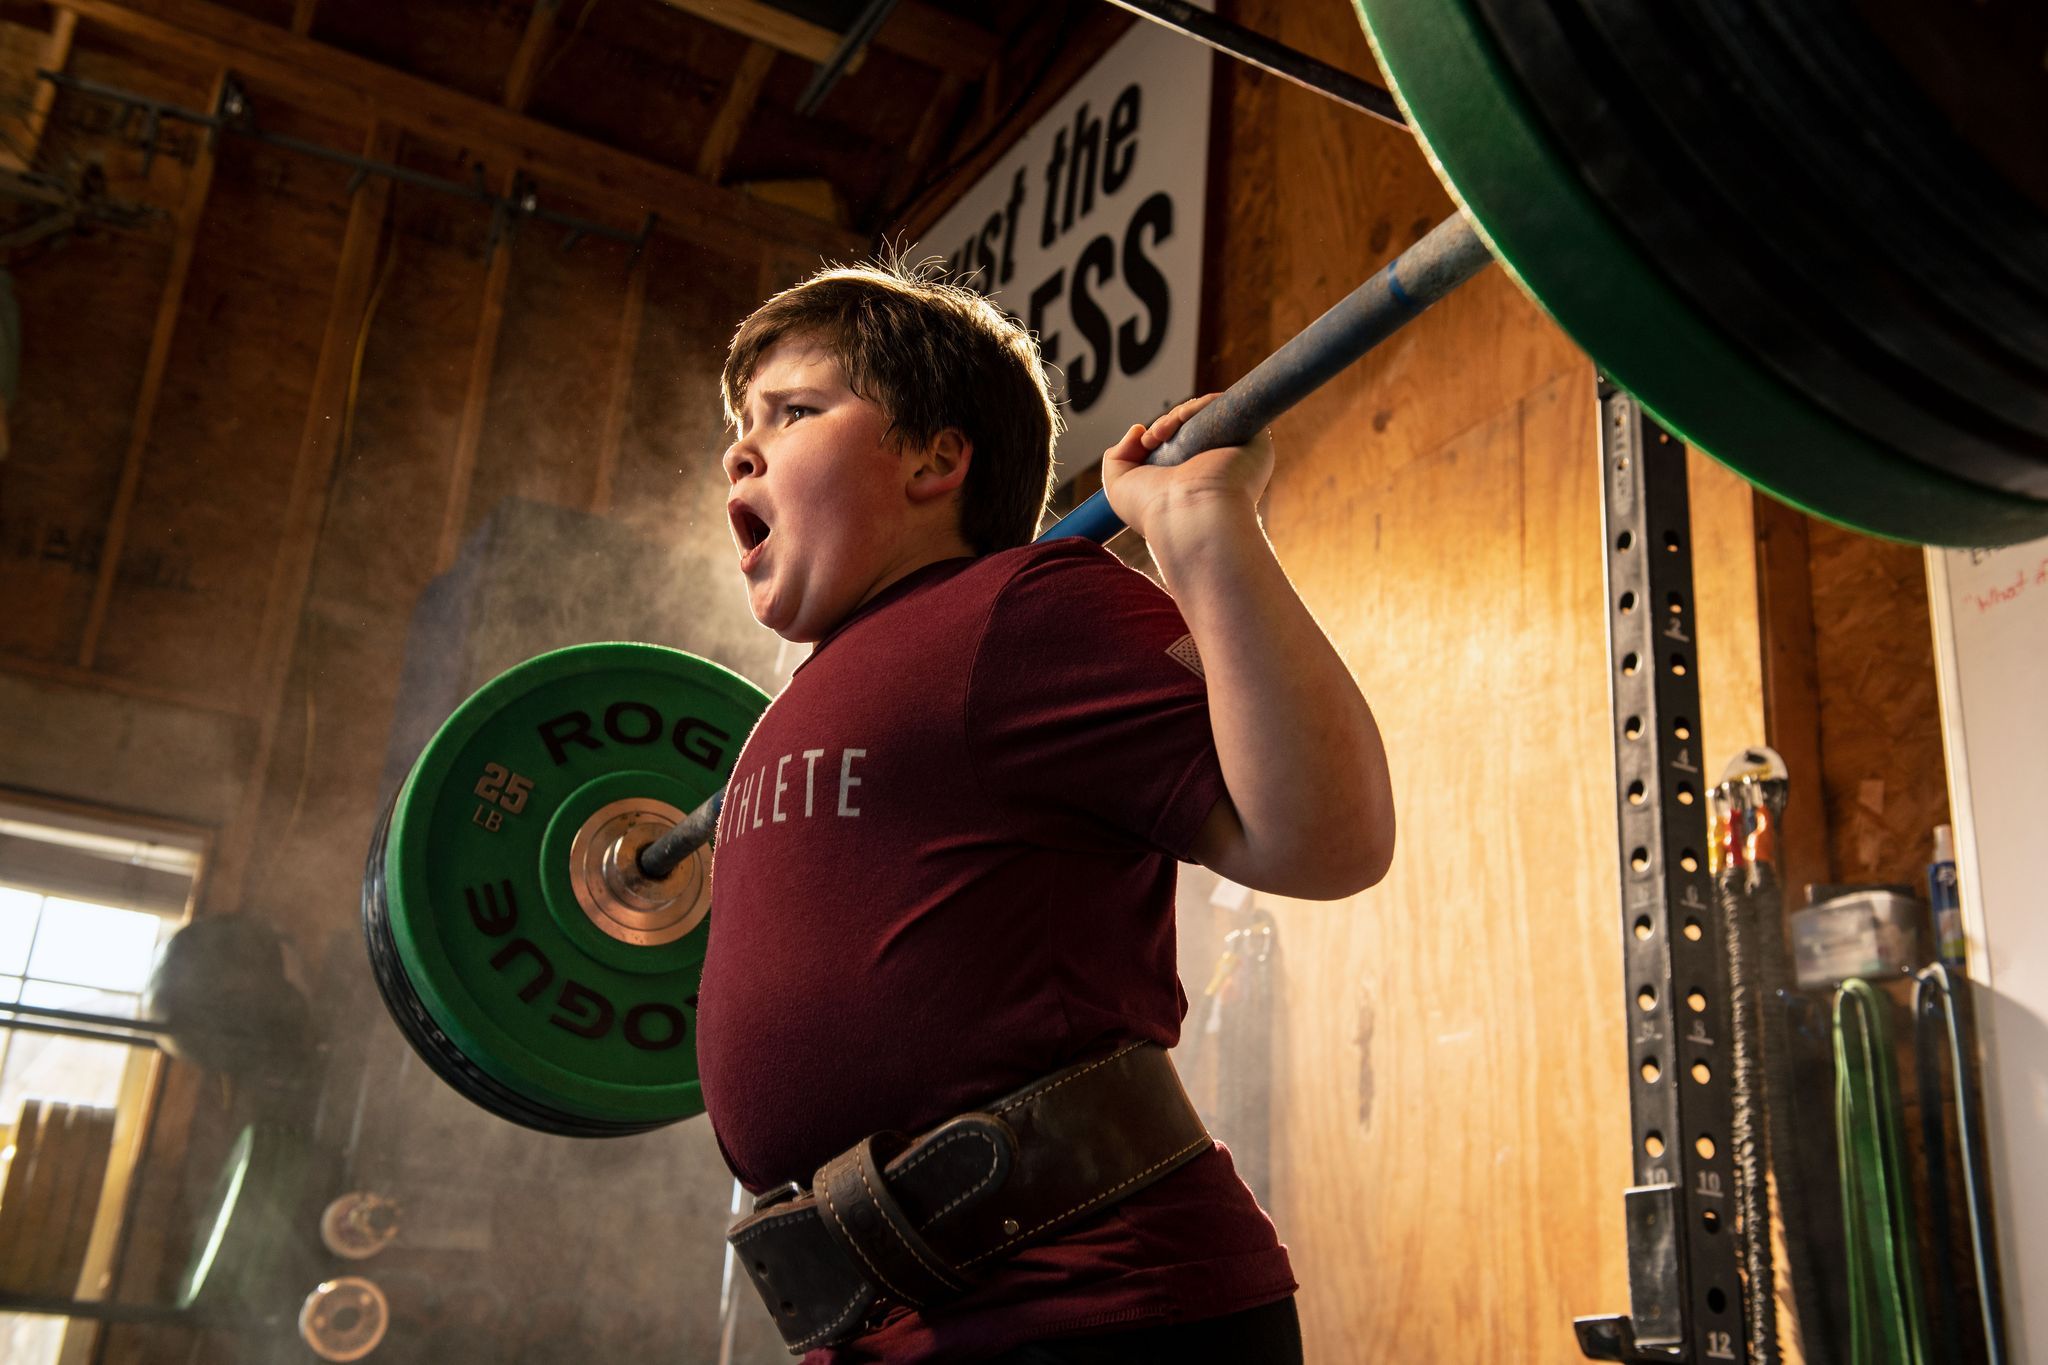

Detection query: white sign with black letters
xmin=918 ymin=13 xmax=1213 ymax=475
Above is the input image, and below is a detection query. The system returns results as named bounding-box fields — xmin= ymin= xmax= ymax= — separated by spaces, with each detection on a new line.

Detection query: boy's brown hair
xmin=722 ymin=260 xmax=1062 ymax=553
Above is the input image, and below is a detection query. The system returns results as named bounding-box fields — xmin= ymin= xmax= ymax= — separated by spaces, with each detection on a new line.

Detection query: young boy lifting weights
xmin=694 ymin=261 xmax=1395 ymax=1364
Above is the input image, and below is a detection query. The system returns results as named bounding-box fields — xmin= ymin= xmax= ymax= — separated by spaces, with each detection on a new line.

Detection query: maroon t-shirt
xmin=695 ymin=538 xmax=1295 ymax=1363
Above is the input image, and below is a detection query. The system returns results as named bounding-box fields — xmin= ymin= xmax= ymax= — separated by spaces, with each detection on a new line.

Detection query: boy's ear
xmin=905 ymin=427 xmax=972 ymax=504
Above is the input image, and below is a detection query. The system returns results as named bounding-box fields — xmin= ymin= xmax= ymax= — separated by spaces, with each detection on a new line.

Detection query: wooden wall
xmin=0 ymin=10 xmax=845 ymax=1360
xmin=0 ymin=0 xmax=1965 ymax=1358
xmin=1204 ymin=3 xmax=1769 ymax=1358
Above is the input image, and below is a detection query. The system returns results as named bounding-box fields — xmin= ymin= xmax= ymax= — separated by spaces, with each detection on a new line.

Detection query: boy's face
xmin=723 ymin=336 xmax=957 ymax=642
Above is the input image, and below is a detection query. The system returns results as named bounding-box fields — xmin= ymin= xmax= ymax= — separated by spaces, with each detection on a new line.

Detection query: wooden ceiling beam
xmin=694 ymin=38 xmax=774 ymax=183
xmin=871 ymin=0 xmax=996 ymax=73
xmin=57 ymin=0 xmax=861 ymax=256
xmin=896 ymin=2 xmax=1130 ymax=238
xmin=653 ymin=0 xmax=848 ymax=66
xmin=652 ymin=0 xmax=993 ymax=74
xmin=503 ymin=0 xmax=561 ymax=113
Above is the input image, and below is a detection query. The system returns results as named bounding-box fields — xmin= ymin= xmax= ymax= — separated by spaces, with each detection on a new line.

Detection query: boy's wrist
xmin=1141 ymin=490 xmax=1268 ymax=577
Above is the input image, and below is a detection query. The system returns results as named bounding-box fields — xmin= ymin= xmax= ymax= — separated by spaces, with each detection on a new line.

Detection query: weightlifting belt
xmin=726 ymin=1041 xmax=1210 ymax=1353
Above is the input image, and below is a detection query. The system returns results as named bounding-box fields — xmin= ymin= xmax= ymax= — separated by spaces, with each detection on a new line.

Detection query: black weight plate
xmin=1468 ymin=0 xmax=2048 ymax=498
xmin=1634 ymin=0 xmax=2048 ymax=382
xmin=1717 ymin=0 xmax=2048 ymax=306
xmin=1353 ymin=0 xmax=2048 ymax=545
xmin=1582 ymin=0 xmax=2048 ymax=385
xmin=362 ymin=793 xmax=656 ymax=1138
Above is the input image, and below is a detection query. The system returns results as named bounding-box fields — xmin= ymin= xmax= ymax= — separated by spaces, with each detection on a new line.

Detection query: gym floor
xmin=0 ymin=1 xmax=2033 ymax=1363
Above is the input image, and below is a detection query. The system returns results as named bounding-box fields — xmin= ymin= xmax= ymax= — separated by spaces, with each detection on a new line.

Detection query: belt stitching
xmin=750 ymin=1042 xmax=1174 ymax=1341
xmin=992 ymin=1040 xmax=1146 ymax=1116
xmin=824 ymin=1178 xmax=915 ymax=1302
xmin=904 ymin=1129 xmax=1003 ymax=1227
xmin=730 ymin=1206 xmax=819 ymax=1245
xmin=855 ymin=1154 xmax=956 ymax=1287
xmin=958 ymin=1132 xmax=1209 ymax=1270
xmin=791 ymin=1286 xmax=870 ymax=1352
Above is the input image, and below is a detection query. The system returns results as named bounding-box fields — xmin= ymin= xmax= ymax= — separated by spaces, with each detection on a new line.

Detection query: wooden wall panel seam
xmin=55 ymin=0 xmax=862 ymax=257
xmin=0 ymin=654 xmax=255 ymax=718
xmin=74 ymin=71 xmax=226 ymax=671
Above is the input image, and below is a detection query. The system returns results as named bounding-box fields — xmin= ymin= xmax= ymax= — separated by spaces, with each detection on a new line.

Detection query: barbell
xmin=364 ymin=0 xmax=2048 ymax=1135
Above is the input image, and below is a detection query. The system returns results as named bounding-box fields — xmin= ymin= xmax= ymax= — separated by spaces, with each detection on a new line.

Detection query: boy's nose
xmin=723 ymin=441 xmax=761 ymax=482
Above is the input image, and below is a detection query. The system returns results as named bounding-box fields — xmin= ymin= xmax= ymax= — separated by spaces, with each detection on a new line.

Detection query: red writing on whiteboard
xmin=1970 ymin=559 xmax=2048 ymax=612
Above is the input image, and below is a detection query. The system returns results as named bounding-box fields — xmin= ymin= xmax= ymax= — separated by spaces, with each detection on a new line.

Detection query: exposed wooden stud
xmin=209 ymin=122 xmax=400 ymax=917
xmin=435 ymin=183 xmax=518 ymax=574
xmin=242 ymin=123 xmax=398 ymax=716
xmin=1752 ymin=491 xmax=1833 ymax=904
xmin=1753 ymin=494 xmax=1831 ymax=905
xmin=60 ymin=0 xmax=861 ymax=256
xmin=75 ymin=72 xmax=226 ymax=671
xmin=653 ymin=0 xmax=993 ymax=72
xmin=0 ymin=9 xmax=78 ymax=172
xmin=590 ymin=244 xmax=650 ymax=516
xmin=694 ymin=39 xmax=775 ymax=183
xmin=288 ymin=0 xmax=316 ymax=36
xmin=502 ymin=0 xmax=559 ymax=114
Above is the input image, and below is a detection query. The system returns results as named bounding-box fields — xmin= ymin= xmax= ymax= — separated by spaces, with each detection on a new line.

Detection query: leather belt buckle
xmin=728 ymin=1044 xmax=1208 ymax=1353
xmin=752 ymin=1181 xmax=803 ymax=1214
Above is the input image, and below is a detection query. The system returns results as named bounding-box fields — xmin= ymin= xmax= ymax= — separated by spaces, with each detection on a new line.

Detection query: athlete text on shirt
xmin=720 ymin=747 xmax=866 ymax=842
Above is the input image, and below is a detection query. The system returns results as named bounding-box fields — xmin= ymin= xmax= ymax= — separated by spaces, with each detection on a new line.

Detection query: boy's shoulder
xmin=819 ymin=539 xmax=1161 ymax=660
xmin=969 ymin=535 xmax=1150 ymax=594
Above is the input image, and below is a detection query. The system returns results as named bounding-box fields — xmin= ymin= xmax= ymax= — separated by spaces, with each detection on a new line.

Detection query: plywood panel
xmin=1809 ymin=521 xmax=1950 ymax=887
xmin=1687 ymin=450 xmax=1767 ymax=780
xmin=236 ymin=166 xmax=495 ymax=968
xmin=312 ymin=151 xmax=494 ymax=622
xmin=461 ymin=225 xmax=635 ymax=529
xmin=1216 ymin=1 xmax=1770 ymax=1356
xmin=0 ymin=232 xmax=172 ymax=664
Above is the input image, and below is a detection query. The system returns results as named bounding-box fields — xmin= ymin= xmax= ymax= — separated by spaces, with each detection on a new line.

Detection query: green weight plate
xmin=378 ymin=643 xmax=770 ymax=1135
xmin=1353 ymin=0 xmax=2048 ymax=547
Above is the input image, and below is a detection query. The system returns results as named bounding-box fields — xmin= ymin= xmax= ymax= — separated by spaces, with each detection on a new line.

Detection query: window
xmin=0 ymin=796 xmax=205 ymax=1365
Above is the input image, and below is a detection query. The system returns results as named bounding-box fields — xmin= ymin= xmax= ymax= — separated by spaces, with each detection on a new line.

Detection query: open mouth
xmin=730 ymin=503 xmax=771 ymax=556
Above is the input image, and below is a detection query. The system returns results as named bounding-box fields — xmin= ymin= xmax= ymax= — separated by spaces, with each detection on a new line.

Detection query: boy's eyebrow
xmin=737 ymin=385 xmax=826 ymax=434
xmin=751 ymin=386 xmax=825 ymax=406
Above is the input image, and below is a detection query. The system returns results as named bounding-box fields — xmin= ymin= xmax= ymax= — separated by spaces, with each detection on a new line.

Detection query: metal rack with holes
xmin=1576 ymin=379 xmax=1748 ymax=1364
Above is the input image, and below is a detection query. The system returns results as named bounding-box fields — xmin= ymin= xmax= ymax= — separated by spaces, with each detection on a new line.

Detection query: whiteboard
xmin=1927 ymin=537 xmax=2048 ymax=1358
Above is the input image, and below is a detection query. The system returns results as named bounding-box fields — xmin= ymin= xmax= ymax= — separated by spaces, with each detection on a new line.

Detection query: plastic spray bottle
xmin=1929 ymin=824 xmax=1964 ymax=968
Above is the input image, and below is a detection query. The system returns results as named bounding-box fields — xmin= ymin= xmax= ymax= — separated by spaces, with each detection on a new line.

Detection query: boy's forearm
xmin=1146 ymin=490 xmax=1395 ymax=898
